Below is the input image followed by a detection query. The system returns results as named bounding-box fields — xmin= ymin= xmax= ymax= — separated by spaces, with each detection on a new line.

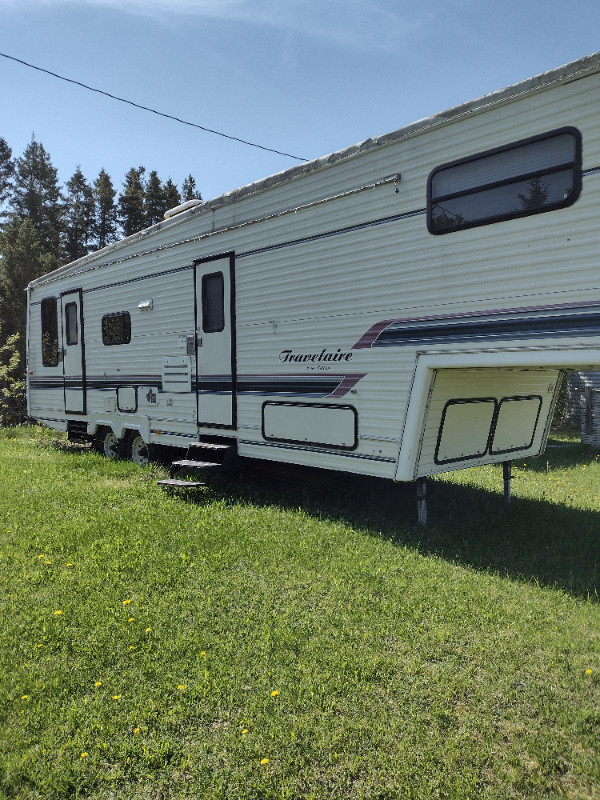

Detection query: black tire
xmin=95 ymin=428 xmax=124 ymax=459
xmin=126 ymin=431 xmax=151 ymax=466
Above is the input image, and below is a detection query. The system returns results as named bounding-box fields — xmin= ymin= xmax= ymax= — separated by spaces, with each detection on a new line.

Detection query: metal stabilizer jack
xmin=416 ymin=477 xmax=427 ymax=527
xmin=503 ymin=461 xmax=512 ymax=504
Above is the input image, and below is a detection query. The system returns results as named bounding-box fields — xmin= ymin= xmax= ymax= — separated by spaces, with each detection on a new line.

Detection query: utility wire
xmin=0 ymin=51 xmax=309 ymax=162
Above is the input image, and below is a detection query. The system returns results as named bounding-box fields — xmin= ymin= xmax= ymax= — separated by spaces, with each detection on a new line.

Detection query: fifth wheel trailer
xmin=26 ymin=51 xmax=600 ymax=509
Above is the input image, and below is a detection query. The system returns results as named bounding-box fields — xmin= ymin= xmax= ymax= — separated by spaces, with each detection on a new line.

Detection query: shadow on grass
xmin=186 ymin=448 xmax=600 ymax=602
xmin=37 ymin=426 xmax=597 ymax=600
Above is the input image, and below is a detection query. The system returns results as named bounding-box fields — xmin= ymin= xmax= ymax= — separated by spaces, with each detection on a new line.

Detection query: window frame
xmin=101 ymin=311 xmax=132 ymax=346
xmin=427 ymin=126 xmax=582 ymax=235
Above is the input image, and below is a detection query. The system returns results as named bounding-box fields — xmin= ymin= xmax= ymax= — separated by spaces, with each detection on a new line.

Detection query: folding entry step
xmin=158 ymin=439 xmax=236 ymax=489
xmin=157 ymin=478 xmax=208 ymax=489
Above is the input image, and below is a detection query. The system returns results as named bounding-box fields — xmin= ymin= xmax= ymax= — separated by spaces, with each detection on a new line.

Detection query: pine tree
xmin=93 ymin=169 xmax=118 ymax=250
xmin=0 ymin=218 xmax=56 ymax=362
xmin=10 ymin=135 xmax=63 ymax=258
xmin=517 ymin=177 xmax=550 ymax=210
xmin=163 ymin=178 xmax=182 ymax=214
xmin=63 ymin=167 xmax=95 ymax=262
xmin=119 ymin=167 xmax=146 ymax=237
xmin=144 ymin=170 xmax=166 ymax=226
xmin=182 ymin=174 xmax=202 ymax=202
xmin=0 ymin=137 xmax=14 ymax=220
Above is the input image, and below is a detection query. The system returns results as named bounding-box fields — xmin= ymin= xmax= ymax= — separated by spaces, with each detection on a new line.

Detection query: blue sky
xmin=1 ymin=0 xmax=599 ymax=202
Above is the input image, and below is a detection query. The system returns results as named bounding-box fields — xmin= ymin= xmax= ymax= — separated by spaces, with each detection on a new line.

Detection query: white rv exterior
xmin=27 ymin=52 xmax=600 ymax=483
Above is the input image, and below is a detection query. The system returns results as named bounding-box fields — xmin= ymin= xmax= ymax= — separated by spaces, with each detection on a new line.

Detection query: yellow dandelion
xmin=38 ymin=554 xmax=45 ymax=559
xmin=94 ymin=681 xmax=102 ymax=687
xmin=271 ymin=690 xmax=279 ymax=697
xmin=200 ymin=651 xmax=206 ymax=656
xmin=80 ymin=752 xmax=89 ymax=759
xmin=261 ymin=758 xmax=270 ymax=765
xmin=112 ymin=695 xmax=122 ymax=700
xmin=53 ymin=610 xmax=62 ymax=616
xmin=21 ymin=695 xmax=29 ymax=700
xmin=45 ymin=561 xmax=52 ymax=565
xmin=122 ymin=599 xmax=131 ymax=606
xmin=66 ymin=563 xmax=73 ymax=567
xmin=133 ymin=727 xmax=140 ymax=734
xmin=585 ymin=669 xmax=593 ymax=675
xmin=177 ymin=684 xmax=185 ymax=690
xmin=242 ymin=729 xmax=248 ymax=735
xmin=129 ymin=646 xmax=135 ymax=651
xmin=145 ymin=627 xmax=152 ymax=632
xmin=128 ymin=617 xmax=134 ymax=622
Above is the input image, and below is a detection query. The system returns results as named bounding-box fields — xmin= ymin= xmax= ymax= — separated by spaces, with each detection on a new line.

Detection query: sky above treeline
xmin=1 ymin=0 xmax=599 ymax=202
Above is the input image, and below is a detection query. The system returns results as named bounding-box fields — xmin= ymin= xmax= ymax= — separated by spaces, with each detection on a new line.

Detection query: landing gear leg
xmin=503 ymin=461 xmax=512 ymax=504
xmin=416 ymin=477 xmax=427 ymax=527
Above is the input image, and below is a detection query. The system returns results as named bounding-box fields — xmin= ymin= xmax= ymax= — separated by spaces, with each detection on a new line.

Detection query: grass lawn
xmin=0 ymin=425 xmax=599 ymax=799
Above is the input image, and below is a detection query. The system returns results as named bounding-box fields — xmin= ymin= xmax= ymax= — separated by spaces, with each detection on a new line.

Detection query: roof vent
xmin=164 ymin=199 xmax=204 ymax=220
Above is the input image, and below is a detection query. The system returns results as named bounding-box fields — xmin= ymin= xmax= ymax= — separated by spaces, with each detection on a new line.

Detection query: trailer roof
xmin=29 ymin=50 xmax=600 ymax=290
xmin=212 ymin=51 xmax=600 ymax=206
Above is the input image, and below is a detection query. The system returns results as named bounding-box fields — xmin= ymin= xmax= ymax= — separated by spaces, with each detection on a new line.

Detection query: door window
xmin=202 ymin=272 xmax=225 ymax=333
xmin=65 ymin=302 xmax=78 ymax=346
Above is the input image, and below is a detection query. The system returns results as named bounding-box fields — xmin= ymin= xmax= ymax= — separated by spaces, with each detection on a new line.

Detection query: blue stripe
xmin=375 ymin=311 xmax=600 ymax=347
xmin=30 ymin=375 xmax=343 ymax=399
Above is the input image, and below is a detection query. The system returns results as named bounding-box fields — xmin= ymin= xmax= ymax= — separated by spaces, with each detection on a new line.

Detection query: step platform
xmin=157 ymin=478 xmax=207 ymax=489
xmin=170 ymin=459 xmax=221 ymax=471
xmin=159 ymin=439 xmax=236 ymax=490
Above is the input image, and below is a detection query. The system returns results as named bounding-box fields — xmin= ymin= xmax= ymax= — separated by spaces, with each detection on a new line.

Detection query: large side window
xmin=102 ymin=312 xmax=131 ymax=346
xmin=41 ymin=297 xmax=59 ymax=367
xmin=202 ymin=272 xmax=225 ymax=333
xmin=427 ymin=127 xmax=581 ymax=234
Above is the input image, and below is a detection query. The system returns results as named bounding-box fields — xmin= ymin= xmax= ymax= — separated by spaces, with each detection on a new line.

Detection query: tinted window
xmin=41 ymin=297 xmax=59 ymax=367
xmin=65 ymin=302 xmax=78 ymax=346
xmin=102 ymin=312 xmax=131 ymax=346
xmin=428 ymin=127 xmax=581 ymax=234
xmin=202 ymin=272 xmax=225 ymax=333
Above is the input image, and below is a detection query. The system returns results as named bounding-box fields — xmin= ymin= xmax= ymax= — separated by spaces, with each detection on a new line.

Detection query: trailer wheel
xmin=96 ymin=428 xmax=123 ymax=459
xmin=127 ymin=432 xmax=150 ymax=467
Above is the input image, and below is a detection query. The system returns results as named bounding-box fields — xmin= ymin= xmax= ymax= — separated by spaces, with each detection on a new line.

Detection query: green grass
xmin=1 ymin=425 xmax=599 ymax=799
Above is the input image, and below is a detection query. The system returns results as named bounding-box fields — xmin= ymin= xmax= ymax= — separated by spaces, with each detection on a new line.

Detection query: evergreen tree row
xmin=0 ymin=134 xmax=201 ymax=260
xmin=0 ymin=134 xmax=202 ymax=421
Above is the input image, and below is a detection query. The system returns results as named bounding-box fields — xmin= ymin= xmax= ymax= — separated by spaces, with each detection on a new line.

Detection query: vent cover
xmin=162 ymin=357 xmax=192 ymax=393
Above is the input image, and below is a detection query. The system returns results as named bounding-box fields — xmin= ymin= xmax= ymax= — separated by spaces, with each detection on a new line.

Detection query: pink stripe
xmin=352 ymin=299 xmax=600 ymax=349
xmin=328 ymin=373 xmax=367 ymax=398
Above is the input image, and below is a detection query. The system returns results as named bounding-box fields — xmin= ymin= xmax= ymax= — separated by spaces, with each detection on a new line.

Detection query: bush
xmin=0 ymin=327 xmax=25 ymax=426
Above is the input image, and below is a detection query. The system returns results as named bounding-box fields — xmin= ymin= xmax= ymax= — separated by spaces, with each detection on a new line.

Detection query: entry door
xmin=194 ymin=253 xmax=235 ymax=428
xmin=61 ymin=290 xmax=86 ymax=414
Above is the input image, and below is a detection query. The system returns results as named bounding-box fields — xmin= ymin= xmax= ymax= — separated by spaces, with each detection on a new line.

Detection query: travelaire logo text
xmin=279 ymin=348 xmax=353 ymax=364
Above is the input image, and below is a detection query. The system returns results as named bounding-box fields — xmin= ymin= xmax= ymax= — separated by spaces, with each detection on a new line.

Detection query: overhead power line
xmin=0 ymin=51 xmax=309 ymax=162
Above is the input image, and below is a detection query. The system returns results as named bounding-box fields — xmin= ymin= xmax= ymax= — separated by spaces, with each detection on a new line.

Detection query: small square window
xmin=102 ymin=312 xmax=131 ymax=346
